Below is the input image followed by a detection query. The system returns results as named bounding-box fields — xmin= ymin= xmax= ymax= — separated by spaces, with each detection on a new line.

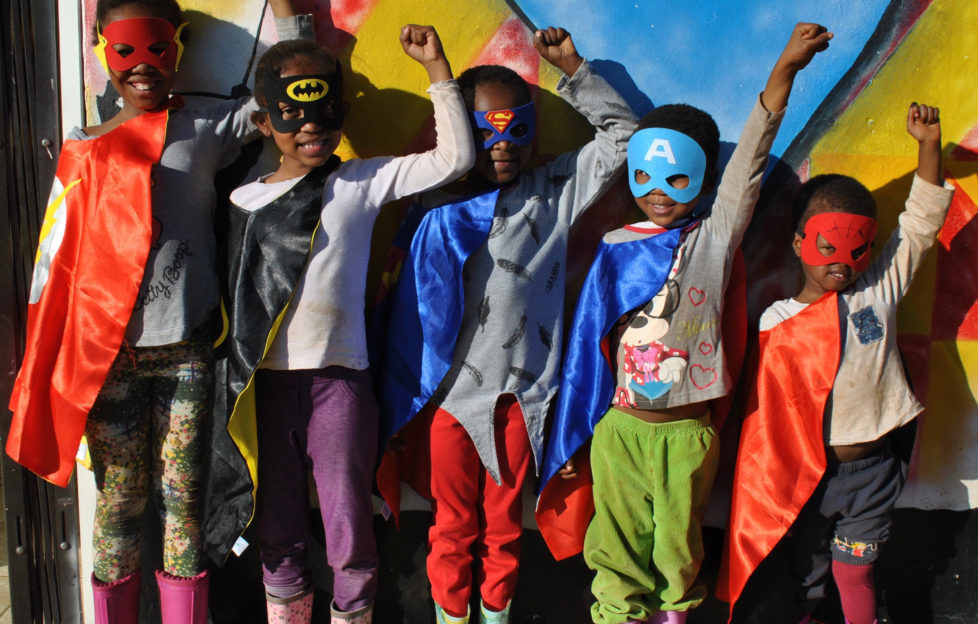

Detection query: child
xmin=720 ymin=103 xmax=952 ymax=624
xmin=216 ymin=27 xmax=473 ymax=624
xmin=4 ymin=0 xmax=306 ymax=621
xmin=376 ymin=27 xmax=638 ymax=624
xmin=536 ymin=23 xmax=832 ymax=624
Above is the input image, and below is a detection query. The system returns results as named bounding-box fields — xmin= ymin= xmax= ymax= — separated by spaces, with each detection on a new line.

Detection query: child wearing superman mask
xmin=537 ymin=23 xmax=831 ymax=624
xmin=720 ymin=103 xmax=954 ymax=624
xmin=373 ymin=26 xmax=637 ymax=624
xmin=4 ymin=1 xmax=312 ymax=622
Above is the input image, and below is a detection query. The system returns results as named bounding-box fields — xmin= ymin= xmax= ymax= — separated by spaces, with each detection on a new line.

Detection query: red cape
xmin=534 ymin=249 xmax=749 ymax=560
xmin=717 ymin=292 xmax=840 ymax=613
xmin=6 ymin=110 xmax=167 ymax=487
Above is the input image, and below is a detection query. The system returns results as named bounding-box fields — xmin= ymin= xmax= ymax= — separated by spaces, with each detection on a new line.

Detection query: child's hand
xmin=386 ymin=433 xmax=408 ymax=455
xmin=776 ymin=22 xmax=832 ymax=74
xmin=908 ymin=102 xmax=943 ymax=186
xmin=533 ymin=27 xmax=584 ymax=77
xmin=907 ymin=102 xmax=941 ymax=144
xmin=557 ymin=458 xmax=578 ymax=480
xmin=400 ymin=25 xmax=452 ymax=83
xmin=761 ymin=22 xmax=832 ymax=113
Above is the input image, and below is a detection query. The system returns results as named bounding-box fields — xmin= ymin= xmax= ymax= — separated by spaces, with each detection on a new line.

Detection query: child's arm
xmin=533 ymin=28 xmax=638 ymax=223
xmin=268 ymin=0 xmax=315 ymax=41
xmin=345 ymin=26 xmax=474 ymax=204
xmin=267 ymin=0 xmax=296 ymax=16
xmin=533 ymin=26 xmax=584 ymax=78
xmin=908 ymin=102 xmax=942 ymax=185
xmin=861 ymin=102 xmax=952 ymax=303
xmin=710 ymin=23 xmax=830 ymax=243
xmin=400 ymin=24 xmax=453 ymax=83
xmin=760 ymin=23 xmax=832 ymax=113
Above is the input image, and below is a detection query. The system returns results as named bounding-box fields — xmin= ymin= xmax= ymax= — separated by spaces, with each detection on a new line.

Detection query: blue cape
xmin=378 ymin=189 xmax=500 ymax=445
xmin=538 ymin=225 xmax=686 ymax=490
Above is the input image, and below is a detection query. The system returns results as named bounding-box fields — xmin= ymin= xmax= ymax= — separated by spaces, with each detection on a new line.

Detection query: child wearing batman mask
xmin=218 ymin=28 xmax=473 ymax=624
xmin=5 ymin=1 xmax=307 ymax=622
xmin=536 ymin=23 xmax=832 ymax=624
xmin=720 ymin=103 xmax=953 ymax=624
xmin=373 ymin=26 xmax=638 ymax=624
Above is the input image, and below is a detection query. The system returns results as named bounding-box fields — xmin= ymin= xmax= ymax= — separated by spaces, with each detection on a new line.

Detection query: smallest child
xmin=721 ymin=103 xmax=954 ymax=624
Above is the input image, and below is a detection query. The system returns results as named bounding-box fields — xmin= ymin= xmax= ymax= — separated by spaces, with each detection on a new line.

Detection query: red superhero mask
xmin=800 ymin=212 xmax=878 ymax=272
xmin=94 ymin=17 xmax=187 ymax=73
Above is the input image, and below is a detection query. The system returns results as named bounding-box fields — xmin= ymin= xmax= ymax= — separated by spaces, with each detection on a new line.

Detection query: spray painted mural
xmin=78 ymin=0 xmax=977 ymax=511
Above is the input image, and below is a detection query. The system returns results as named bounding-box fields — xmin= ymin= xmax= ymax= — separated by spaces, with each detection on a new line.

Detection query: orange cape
xmin=717 ymin=292 xmax=840 ymax=613
xmin=6 ymin=111 xmax=166 ymax=487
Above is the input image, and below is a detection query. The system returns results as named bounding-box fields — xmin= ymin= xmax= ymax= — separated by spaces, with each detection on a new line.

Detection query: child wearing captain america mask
xmin=721 ymin=103 xmax=953 ymax=624
xmin=537 ymin=23 xmax=831 ymax=624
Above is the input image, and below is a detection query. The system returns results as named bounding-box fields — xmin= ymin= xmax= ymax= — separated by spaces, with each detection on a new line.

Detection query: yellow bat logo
xmin=287 ymin=79 xmax=329 ymax=102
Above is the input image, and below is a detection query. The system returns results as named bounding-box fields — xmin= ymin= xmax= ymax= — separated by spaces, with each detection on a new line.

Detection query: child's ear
xmin=792 ymin=232 xmax=804 ymax=257
xmin=253 ymin=111 xmax=273 ymax=137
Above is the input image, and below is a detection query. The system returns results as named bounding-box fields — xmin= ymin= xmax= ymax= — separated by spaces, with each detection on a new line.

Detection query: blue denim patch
xmin=850 ymin=306 xmax=883 ymax=345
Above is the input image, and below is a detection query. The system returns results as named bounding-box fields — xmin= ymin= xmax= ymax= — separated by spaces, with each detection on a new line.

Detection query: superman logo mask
xmin=471 ymin=101 xmax=536 ymax=149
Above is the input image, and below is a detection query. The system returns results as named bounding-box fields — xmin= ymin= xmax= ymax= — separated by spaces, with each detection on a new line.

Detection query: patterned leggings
xmin=85 ymin=334 xmax=212 ymax=582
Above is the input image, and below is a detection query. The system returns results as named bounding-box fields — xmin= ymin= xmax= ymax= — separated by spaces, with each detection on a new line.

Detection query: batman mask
xmin=261 ymin=65 xmax=343 ymax=133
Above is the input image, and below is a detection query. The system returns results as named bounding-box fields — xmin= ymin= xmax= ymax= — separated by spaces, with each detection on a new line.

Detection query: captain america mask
xmin=471 ymin=101 xmax=536 ymax=149
xmin=800 ymin=212 xmax=878 ymax=272
xmin=94 ymin=17 xmax=187 ymax=73
xmin=627 ymin=128 xmax=707 ymax=204
xmin=261 ymin=66 xmax=344 ymax=133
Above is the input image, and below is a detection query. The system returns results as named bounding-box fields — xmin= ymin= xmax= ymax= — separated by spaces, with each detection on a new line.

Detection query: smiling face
xmin=793 ymin=231 xmax=858 ymax=299
xmin=467 ymin=81 xmax=533 ymax=189
xmin=632 ymin=173 xmax=705 ymax=228
xmin=256 ymin=56 xmax=343 ymax=180
xmin=100 ymin=4 xmax=180 ymax=114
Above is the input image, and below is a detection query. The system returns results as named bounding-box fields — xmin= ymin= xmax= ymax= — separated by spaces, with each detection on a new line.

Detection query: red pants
xmin=426 ymin=395 xmax=531 ymax=617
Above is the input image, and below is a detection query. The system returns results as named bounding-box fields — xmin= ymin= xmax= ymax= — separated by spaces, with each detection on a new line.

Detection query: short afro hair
xmin=792 ymin=174 xmax=877 ymax=233
xmin=253 ymin=39 xmax=340 ymax=107
xmin=456 ymin=65 xmax=532 ymax=110
xmin=92 ymin=0 xmax=185 ymax=46
xmin=637 ymin=104 xmax=720 ymax=173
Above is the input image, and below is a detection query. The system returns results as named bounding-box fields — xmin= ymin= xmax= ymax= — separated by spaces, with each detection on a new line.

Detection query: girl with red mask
xmin=5 ymin=1 xmax=308 ymax=622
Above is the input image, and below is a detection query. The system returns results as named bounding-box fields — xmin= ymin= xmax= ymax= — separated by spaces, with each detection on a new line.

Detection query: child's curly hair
xmin=792 ymin=174 xmax=877 ymax=234
xmin=253 ymin=40 xmax=341 ymax=107
xmin=92 ymin=0 xmax=186 ymax=45
xmin=457 ymin=65 xmax=532 ymax=109
xmin=636 ymin=104 xmax=720 ymax=174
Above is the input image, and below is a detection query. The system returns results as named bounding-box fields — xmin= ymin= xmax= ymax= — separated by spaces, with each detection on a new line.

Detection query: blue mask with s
xmin=471 ymin=101 xmax=536 ymax=149
xmin=627 ymin=128 xmax=706 ymax=204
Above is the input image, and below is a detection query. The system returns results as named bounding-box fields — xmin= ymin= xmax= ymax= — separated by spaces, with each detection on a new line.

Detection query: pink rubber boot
xmin=92 ymin=570 xmax=140 ymax=623
xmin=267 ymin=590 xmax=313 ymax=624
xmin=155 ymin=569 xmax=209 ymax=624
xmin=649 ymin=611 xmax=687 ymax=624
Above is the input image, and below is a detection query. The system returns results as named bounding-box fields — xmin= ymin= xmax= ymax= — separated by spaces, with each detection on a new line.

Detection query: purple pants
xmin=254 ymin=366 xmax=379 ymax=611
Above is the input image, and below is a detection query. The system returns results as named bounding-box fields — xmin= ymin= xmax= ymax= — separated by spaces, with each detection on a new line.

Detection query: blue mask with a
xmin=627 ymin=128 xmax=706 ymax=204
xmin=471 ymin=101 xmax=536 ymax=149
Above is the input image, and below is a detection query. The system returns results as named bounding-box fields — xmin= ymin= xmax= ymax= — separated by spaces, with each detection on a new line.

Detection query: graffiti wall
xmin=78 ymin=0 xmax=977 ymax=514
